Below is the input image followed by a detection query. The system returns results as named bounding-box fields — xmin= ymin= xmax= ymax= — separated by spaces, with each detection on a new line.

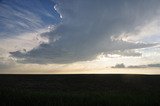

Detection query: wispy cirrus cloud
xmin=0 ymin=0 xmax=60 ymax=38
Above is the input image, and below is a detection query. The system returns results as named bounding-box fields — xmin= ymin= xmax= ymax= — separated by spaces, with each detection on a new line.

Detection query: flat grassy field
xmin=0 ymin=74 xmax=160 ymax=106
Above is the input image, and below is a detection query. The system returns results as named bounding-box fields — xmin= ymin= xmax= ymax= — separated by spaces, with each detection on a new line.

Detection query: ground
xmin=0 ymin=74 xmax=160 ymax=105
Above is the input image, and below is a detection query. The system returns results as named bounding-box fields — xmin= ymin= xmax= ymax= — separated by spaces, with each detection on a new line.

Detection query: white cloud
xmin=107 ymin=50 xmax=142 ymax=57
xmin=0 ymin=27 xmax=53 ymax=69
xmin=0 ymin=27 xmax=51 ymax=53
xmin=112 ymin=19 xmax=160 ymax=43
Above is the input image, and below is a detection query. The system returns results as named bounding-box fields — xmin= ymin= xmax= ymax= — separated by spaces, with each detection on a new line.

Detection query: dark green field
xmin=0 ymin=74 xmax=160 ymax=106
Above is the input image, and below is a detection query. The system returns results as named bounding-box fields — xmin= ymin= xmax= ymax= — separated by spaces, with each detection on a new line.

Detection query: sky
xmin=0 ymin=0 xmax=160 ymax=74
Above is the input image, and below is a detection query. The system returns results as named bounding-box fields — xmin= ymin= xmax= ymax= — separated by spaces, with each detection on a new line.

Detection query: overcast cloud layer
xmin=10 ymin=0 xmax=160 ymax=64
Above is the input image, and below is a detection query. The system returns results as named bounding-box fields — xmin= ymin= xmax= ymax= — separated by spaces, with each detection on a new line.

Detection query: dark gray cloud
xmin=147 ymin=64 xmax=160 ymax=68
xmin=0 ymin=62 xmax=9 ymax=69
xmin=112 ymin=63 xmax=125 ymax=68
xmin=11 ymin=0 xmax=160 ymax=64
xmin=113 ymin=63 xmax=160 ymax=68
xmin=127 ymin=65 xmax=147 ymax=68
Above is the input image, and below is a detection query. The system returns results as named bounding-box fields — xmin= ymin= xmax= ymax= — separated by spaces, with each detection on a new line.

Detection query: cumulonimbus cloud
xmin=10 ymin=0 xmax=160 ymax=64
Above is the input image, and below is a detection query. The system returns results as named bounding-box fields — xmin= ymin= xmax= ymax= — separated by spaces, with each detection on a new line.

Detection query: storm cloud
xmin=11 ymin=0 xmax=160 ymax=64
